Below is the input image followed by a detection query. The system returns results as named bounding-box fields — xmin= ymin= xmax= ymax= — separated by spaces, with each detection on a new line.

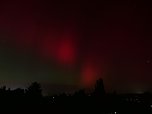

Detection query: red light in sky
xmin=56 ymin=39 xmax=76 ymax=64
xmin=81 ymin=62 xmax=99 ymax=87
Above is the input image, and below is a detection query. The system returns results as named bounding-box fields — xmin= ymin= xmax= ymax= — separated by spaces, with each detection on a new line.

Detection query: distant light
xmin=53 ymin=97 xmax=55 ymax=99
xmin=114 ymin=112 xmax=117 ymax=114
xmin=150 ymin=105 xmax=152 ymax=108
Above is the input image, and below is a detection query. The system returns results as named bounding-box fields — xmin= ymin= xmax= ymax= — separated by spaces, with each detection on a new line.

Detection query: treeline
xmin=0 ymin=78 xmax=106 ymax=98
xmin=0 ymin=79 xmax=106 ymax=113
xmin=0 ymin=79 xmax=151 ymax=114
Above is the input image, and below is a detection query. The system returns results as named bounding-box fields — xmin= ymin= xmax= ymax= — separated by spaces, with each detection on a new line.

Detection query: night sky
xmin=0 ymin=0 xmax=152 ymax=94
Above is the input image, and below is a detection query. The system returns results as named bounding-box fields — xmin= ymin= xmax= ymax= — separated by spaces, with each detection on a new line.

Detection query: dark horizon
xmin=0 ymin=79 xmax=152 ymax=96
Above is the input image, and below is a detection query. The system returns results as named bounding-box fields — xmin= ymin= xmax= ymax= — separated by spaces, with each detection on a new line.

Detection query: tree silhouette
xmin=93 ymin=78 xmax=105 ymax=96
xmin=74 ymin=89 xmax=86 ymax=97
xmin=13 ymin=88 xmax=24 ymax=96
xmin=25 ymin=82 xmax=42 ymax=98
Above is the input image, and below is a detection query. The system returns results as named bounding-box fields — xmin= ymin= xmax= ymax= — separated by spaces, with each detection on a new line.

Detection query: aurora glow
xmin=0 ymin=0 xmax=151 ymax=94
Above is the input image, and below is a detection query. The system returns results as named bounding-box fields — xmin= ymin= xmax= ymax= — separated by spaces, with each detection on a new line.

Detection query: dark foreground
xmin=0 ymin=80 xmax=151 ymax=114
xmin=0 ymin=94 xmax=152 ymax=114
